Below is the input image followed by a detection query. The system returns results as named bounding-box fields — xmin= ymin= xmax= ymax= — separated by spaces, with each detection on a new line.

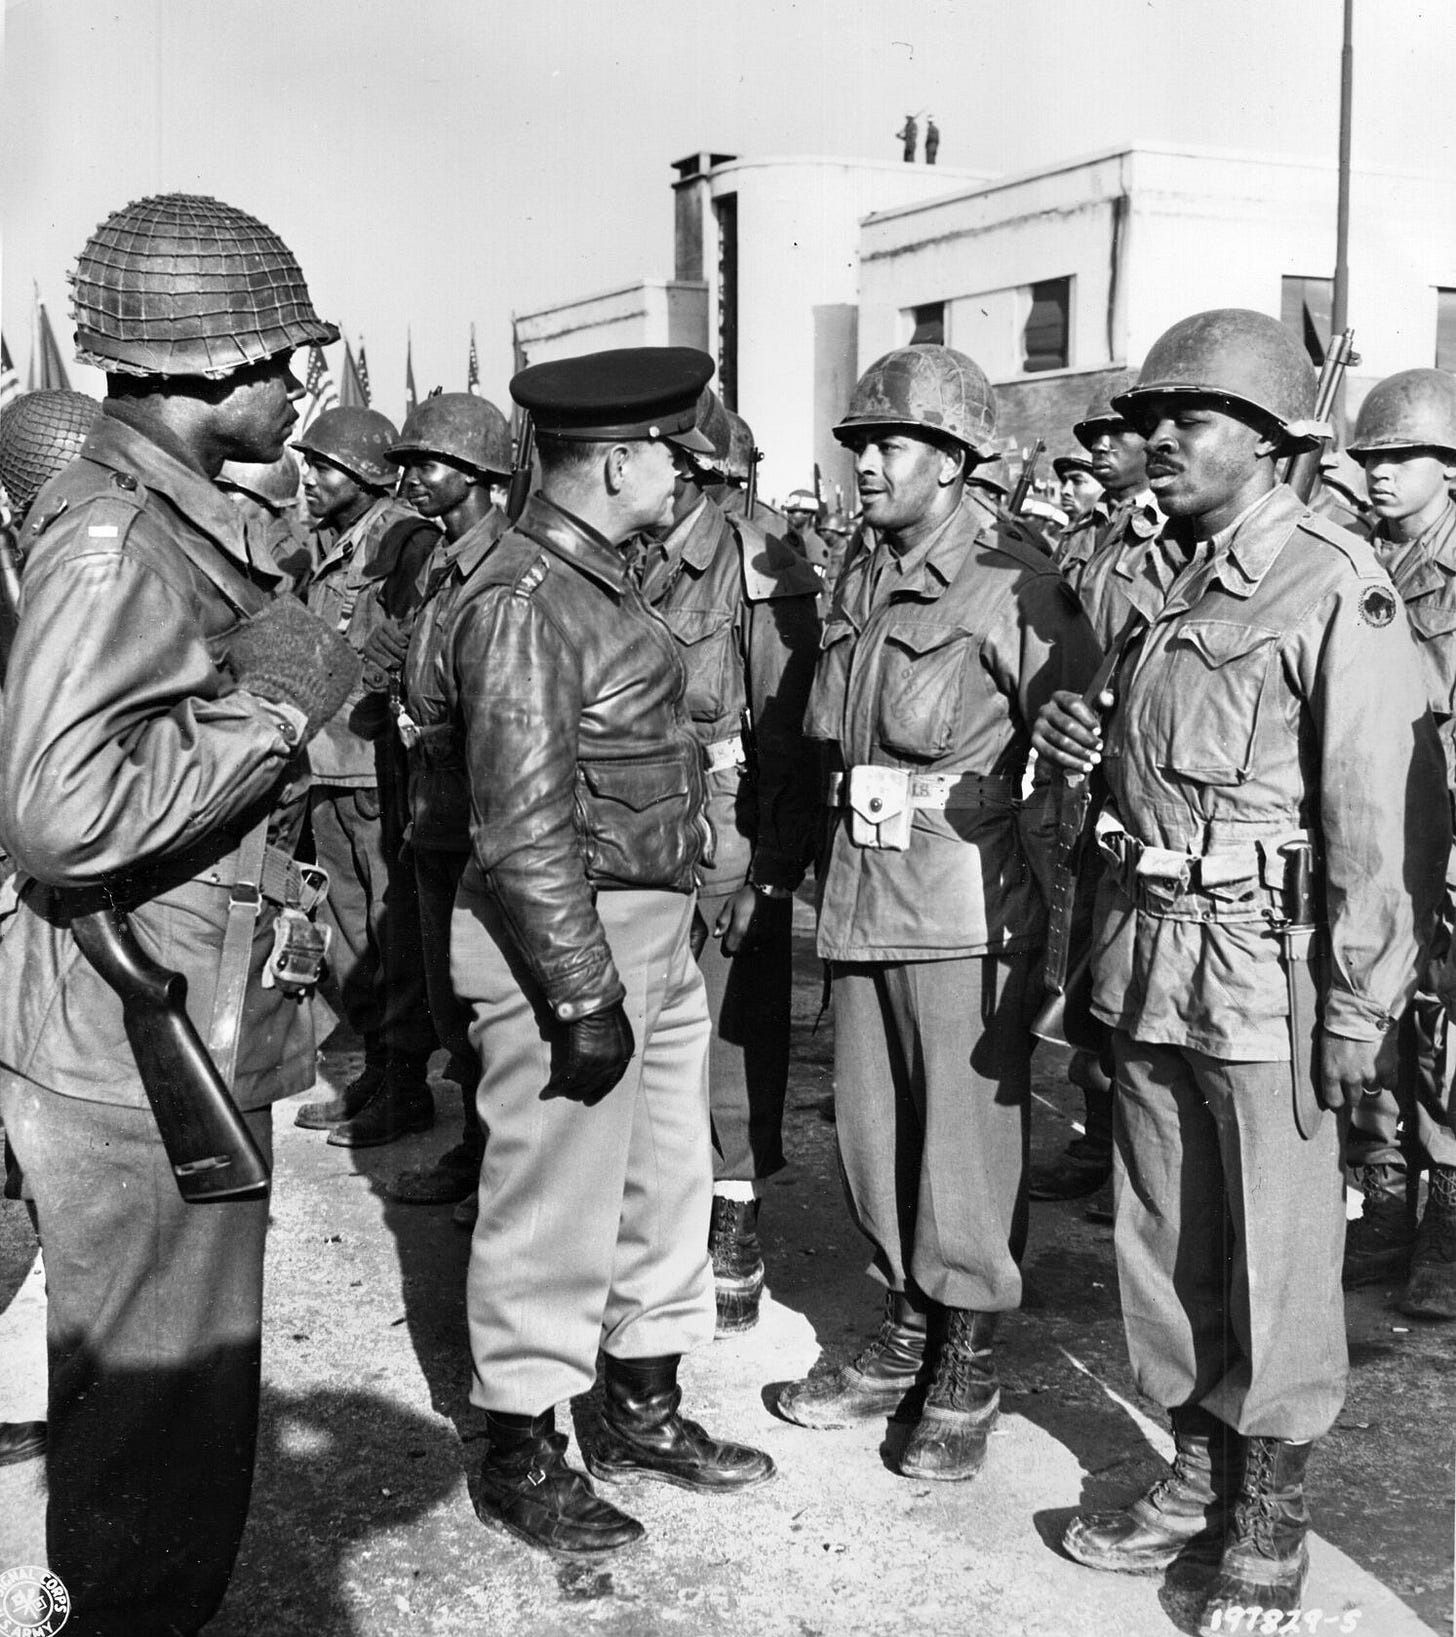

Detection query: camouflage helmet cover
xmin=0 ymin=389 xmax=103 ymax=516
xmin=387 ymin=393 xmax=512 ymax=479
xmin=294 ymin=406 xmax=400 ymax=489
xmin=1347 ymin=369 xmax=1456 ymax=459
xmin=1113 ymin=309 xmax=1320 ymax=450
xmin=834 ymin=345 xmax=999 ymax=461
xmin=1073 ymin=368 xmax=1142 ymax=448
xmin=70 ymin=193 xmax=337 ymax=379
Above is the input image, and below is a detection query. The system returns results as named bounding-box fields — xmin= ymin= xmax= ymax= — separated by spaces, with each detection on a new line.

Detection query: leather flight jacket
xmin=443 ymin=494 xmax=708 ymax=1020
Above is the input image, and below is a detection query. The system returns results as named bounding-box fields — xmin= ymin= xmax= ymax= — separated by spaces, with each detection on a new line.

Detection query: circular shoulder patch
xmin=1358 ymin=585 xmax=1397 ymax=628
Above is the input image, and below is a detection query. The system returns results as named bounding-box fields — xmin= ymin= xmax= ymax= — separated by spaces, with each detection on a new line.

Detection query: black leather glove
xmin=224 ymin=595 xmax=362 ymax=742
xmin=361 ymin=618 xmax=410 ymax=673
xmin=543 ymin=1001 xmax=635 ymax=1106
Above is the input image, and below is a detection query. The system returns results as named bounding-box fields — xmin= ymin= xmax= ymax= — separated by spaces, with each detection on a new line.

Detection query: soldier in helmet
xmin=782 ymin=487 xmax=831 ymax=573
xmin=1343 ymin=368 xmax=1456 ymax=1317
xmin=631 ymin=385 xmax=821 ymax=1332
xmin=1032 ymin=377 xmax=1182 ymax=1221
xmin=0 ymin=389 xmax=102 ymax=521
xmin=0 ymin=193 xmax=357 ymax=1633
xmin=216 ymin=449 xmax=313 ymax=589
xmin=0 ymin=387 xmax=103 ymax=1476
xmin=290 ymin=406 xmax=442 ymax=1147
xmin=1033 ymin=310 xmax=1447 ymax=1627
xmin=1051 ymin=444 xmax=1102 ymax=528
xmin=442 ymin=347 xmax=775 ymax=1557
xmin=963 ymin=450 xmax=1058 ymax=558
xmin=375 ymin=393 xmax=513 ymax=1217
xmin=777 ymin=345 xmax=1100 ymax=1485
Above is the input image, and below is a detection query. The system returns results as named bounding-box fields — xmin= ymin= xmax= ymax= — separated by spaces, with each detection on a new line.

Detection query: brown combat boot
xmin=1400 ymin=1164 xmax=1456 ymax=1320
xmin=776 ymin=1291 xmax=930 ymax=1429
xmin=1063 ymin=1406 xmax=1241 ymax=1574
xmin=898 ymin=1308 xmax=999 ymax=1481
xmin=1342 ymin=1163 xmax=1416 ymax=1287
xmin=710 ymin=1197 xmax=765 ymax=1335
xmin=1198 ymin=1437 xmax=1311 ymax=1634
xmin=585 ymin=1354 xmax=776 ymax=1492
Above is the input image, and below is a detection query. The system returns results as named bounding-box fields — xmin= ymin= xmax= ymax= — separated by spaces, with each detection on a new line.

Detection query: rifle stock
xmin=70 ymin=913 xmax=269 ymax=1201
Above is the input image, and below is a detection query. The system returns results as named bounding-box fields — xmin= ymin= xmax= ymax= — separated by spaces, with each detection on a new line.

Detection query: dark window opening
xmin=1436 ymin=289 xmax=1456 ymax=373
xmin=1023 ymin=278 xmax=1070 ymax=373
xmin=909 ymin=302 xmax=945 ymax=345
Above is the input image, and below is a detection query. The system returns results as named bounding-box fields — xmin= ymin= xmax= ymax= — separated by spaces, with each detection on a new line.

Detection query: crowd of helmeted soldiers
xmin=0 ymin=189 xmax=1452 ymax=1637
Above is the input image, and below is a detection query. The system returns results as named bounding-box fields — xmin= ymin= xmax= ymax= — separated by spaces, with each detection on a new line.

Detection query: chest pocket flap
xmin=661 ymin=606 xmax=735 ymax=647
xmin=1162 ymin=620 xmax=1280 ymax=785
xmin=581 ymin=757 xmax=689 ymax=810
xmin=876 ymin=618 xmax=979 ymax=761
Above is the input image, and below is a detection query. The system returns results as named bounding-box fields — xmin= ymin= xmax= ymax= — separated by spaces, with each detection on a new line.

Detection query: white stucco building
xmin=514 ymin=143 xmax=1456 ymax=502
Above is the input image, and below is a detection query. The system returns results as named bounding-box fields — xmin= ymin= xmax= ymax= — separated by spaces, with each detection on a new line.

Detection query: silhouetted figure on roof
xmin=897 ymin=114 xmax=917 ymax=162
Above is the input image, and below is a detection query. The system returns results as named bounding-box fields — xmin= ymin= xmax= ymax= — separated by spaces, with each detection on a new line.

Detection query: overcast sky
xmin=4 ymin=0 xmax=1454 ymax=419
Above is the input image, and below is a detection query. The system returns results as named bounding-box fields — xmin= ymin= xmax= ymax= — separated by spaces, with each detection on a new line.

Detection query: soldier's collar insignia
xmin=1358 ymin=585 xmax=1397 ymax=628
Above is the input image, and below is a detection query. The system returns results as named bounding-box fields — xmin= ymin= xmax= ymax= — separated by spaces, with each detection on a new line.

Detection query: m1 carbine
xmin=0 ymin=507 xmax=268 ymax=1202
xmin=1007 ymin=438 xmax=1045 ymax=516
xmin=507 ymin=411 xmax=535 ymax=524
xmin=1282 ymin=328 xmax=1359 ymax=503
xmin=1031 ymin=612 xmax=1142 ymax=1049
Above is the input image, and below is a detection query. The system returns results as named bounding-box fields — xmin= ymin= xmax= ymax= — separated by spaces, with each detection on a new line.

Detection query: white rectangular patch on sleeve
xmin=87 ymin=524 xmax=120 ymax=538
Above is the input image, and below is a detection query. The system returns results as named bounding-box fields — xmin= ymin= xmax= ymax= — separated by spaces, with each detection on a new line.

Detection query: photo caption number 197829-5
xmin=1204 ymin=1609 xmax=1362 ymax=1634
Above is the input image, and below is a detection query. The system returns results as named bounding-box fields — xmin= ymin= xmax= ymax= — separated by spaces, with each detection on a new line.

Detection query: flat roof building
xmin=514 ymin=143 xmax=1456 ymax=504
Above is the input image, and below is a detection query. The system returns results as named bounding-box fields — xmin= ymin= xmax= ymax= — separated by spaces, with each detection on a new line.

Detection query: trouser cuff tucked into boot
xmin=776 ymin=1290 xmax=930 ymax=1429
xmin=1198 ymin=1437 xmax=1311 ymax=1634
xmin=585 ymin=1354 xmax=776 ymax=1492
xmin=475 ymin=1408 xmax=644 ymax=1557
xmin=1064 ymin=1405 xmax=1242 ymax=1574
xmin=899 ymin=1309 xmax=1000 ymax=1482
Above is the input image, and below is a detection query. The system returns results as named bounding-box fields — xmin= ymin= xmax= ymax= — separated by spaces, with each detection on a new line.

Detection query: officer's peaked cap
xmin=511 ymin=348 xmax=716 ymax=453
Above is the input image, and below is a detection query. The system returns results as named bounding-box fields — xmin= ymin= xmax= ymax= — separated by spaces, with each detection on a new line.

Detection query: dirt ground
xmin=0 ymin=900 xmax=1449 ymax=1635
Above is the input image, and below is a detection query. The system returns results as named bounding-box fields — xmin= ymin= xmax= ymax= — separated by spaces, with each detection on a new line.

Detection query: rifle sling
xmin=206 ymin=817 xmax=269 ymax=1091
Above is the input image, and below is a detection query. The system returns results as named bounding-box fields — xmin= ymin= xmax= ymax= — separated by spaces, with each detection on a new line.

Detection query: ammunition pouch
xmin=703 ymin=731 xmax=746 ymax=775
xmin=828 ymin=765 xmax=1017 ymax=852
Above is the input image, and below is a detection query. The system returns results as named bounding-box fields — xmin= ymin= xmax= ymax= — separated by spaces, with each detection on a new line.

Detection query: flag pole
xmin=1330 ymin=0 xmax=1354 ymax=436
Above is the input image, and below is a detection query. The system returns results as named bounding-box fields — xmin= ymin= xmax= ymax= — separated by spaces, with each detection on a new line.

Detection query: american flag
xmin=297 ymin=345 xmax=339 ymax=435
xmin=0 ymin=335 xmax=19 ymax=414
xmin=29 ymin=290 xmax=70 ymax=392
xmin=357 ymin=338 xmax=372 ymax=405
xmin=467 ymin=325 xmax=479 ymax=394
